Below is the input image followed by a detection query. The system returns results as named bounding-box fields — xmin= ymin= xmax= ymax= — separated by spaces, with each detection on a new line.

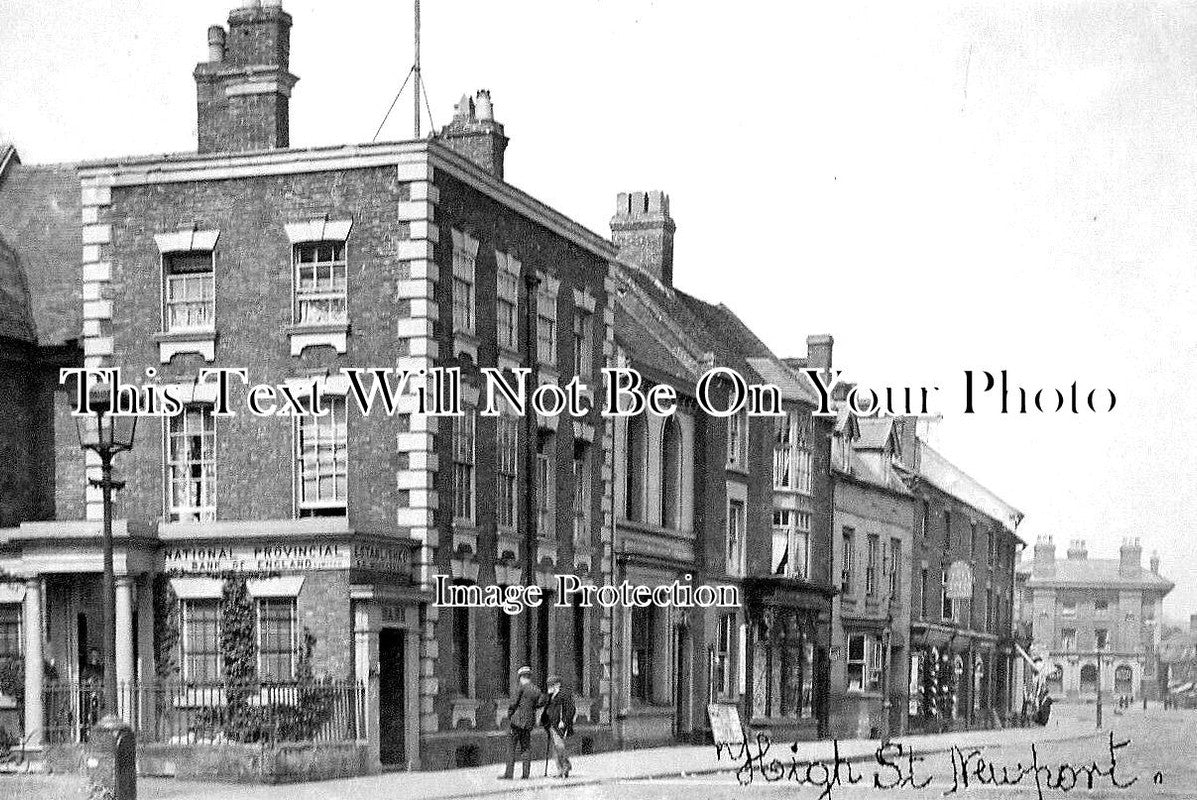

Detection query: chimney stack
xmin=1118 ymin=537 xmax=1142 ymax=577
xmin=194 ymin=1 xmax=297 ymax=153
xmin=437 ymin=90 xmax=508 ymax=180
xmin=1066 ymin=539 xmax=1088 ymax=560
xmin=1033 ymin=535 xmax=1056 ymax=576
xmin=1150 ymin=551 xmax=1160 ymax=575
xmin=805 ymin=334 xmax=834 ymax=370
xmin=611 ymin=191 xmax=676 ymax=285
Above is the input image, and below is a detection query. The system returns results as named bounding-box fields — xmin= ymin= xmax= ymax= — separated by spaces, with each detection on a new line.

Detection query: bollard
xmin=85 ymin=715 xmax=137 ymax=800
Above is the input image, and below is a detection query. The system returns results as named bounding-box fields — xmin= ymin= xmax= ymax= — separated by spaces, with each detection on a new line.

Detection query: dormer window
xmin=294 ymin=241 xmax=348 ymax=324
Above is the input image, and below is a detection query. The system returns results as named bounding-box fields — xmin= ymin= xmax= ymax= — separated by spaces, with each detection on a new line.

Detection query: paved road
xmin=4 ymin=705 xmax=1192 ymax=800
xmin=500 ymin=707 xmax=1196 ymax=800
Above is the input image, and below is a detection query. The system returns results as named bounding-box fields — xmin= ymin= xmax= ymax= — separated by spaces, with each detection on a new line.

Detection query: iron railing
xmin=42 ymin=680 xmax=366 ymax=746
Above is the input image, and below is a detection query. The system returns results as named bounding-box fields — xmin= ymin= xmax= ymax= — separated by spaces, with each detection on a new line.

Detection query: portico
xmin=1 ymin=519 xmax=157 ymax=746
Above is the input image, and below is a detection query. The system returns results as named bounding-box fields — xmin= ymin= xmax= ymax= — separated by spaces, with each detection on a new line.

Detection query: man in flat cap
xmin=499 ymin=665 xmax=543 ymax=779
xmin=540 ymin=675 xmax=576 ymax=778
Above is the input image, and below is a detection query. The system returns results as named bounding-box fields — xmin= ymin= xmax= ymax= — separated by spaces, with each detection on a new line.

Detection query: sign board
xmin=164 ymin=540 xmax=412 ymax=577
xmin=945 ymin=559 xmax=974 ymax=601
xmin=707 ymin=702 xmax=745 ymax=745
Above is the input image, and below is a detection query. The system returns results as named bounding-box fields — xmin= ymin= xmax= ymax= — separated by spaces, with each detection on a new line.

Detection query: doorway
xmin=378 ymin=628 xmax=406 ymax=767
xmin=672 ymin=625 xmax=689 ymax=739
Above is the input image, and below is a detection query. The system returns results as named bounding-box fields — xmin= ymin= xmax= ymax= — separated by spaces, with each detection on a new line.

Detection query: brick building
xmin=607 ymin=192 xmax=835 ymax=745
xmin=0 ymin=0 xmax=618 ymax=773
xmin=1018 ymin=537 xmax=1172 ymax=702
xmin=897 ymin=437 xmax=1024 ymax=730
xmin=677 ymin=297 xmax=837 ymax=742
xmin=827 ymin=413 xmax=916 ymax=739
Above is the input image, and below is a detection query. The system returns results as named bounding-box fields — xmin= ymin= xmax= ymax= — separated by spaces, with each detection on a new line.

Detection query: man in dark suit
xmin=499 ymin=665 xmax=543 ymax=779
xmin=540 ymin=675 xmax=576 ymax=778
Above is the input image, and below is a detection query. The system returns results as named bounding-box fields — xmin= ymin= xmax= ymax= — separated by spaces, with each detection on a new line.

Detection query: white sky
xmin=2 ymin=0 xmax=1194 ymax=619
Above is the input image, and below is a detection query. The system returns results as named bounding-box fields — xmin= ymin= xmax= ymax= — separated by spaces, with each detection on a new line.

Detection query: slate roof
xmin=855 ymin=417 xmax=894 ymax=450
xmin=904 ymin=440 xmax=1024 ymax=534
xmin=675 ymin=290 xmax=819 ymax=405
xmin=846 ymin=449 xmax=913 ymax=496
xmin=1022 ymin=557 xmax=1175 ymax=591
xmin=0 ymin=151 xmax=82 ymax=347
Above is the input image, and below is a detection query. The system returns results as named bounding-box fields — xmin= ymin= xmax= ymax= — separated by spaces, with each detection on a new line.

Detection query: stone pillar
xmin=405 ymin=625 xmax=422 ymax=770
xmin=23 ymin=577 xmax=43 ymax=747
xmin=114 ymin=576 xmax=135 ymax=721
xmin=353 ymin=601 xmax=380 ymax=772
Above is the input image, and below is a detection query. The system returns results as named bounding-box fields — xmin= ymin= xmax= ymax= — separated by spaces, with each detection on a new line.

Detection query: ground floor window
xmin=630 ymin=604 xmax=656 ymax=703
xmin=846 ymin=632 xmax=883 ymax=692
xmin=0 ymin=604 xmax=21 ymax=657
xmin=181 ymin=599 xmax=221 ymax=683
xmin=257 ymin=598 xmax=297 ymax=681
xmin=751 ymin=608 xmax=815 ymax=719
xmin=181 ymin=596 xmax=298 ymax=683
xmin=714 ymin=613 xmax=736 ymax=701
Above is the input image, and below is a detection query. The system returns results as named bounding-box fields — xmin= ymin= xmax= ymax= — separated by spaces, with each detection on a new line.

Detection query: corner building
xmin=0 ymin=1 xmax=616 ymax=773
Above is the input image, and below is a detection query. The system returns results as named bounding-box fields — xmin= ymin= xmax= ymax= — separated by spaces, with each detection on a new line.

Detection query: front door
xmin=379 ymin=628 xmax=406 ymax=767
xmin=672 ymin=625 xmax=688 ymax=739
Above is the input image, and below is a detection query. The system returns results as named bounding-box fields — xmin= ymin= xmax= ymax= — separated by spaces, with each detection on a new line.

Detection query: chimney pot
xmin=437 ymin=90 xmax=508 ymax=179
xmin=475 ymin=90 xmax=494 ymax=121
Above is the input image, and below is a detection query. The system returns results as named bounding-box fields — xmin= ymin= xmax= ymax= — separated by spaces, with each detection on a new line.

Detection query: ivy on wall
xmin=152 ymin=575 xmax=179 ymax=681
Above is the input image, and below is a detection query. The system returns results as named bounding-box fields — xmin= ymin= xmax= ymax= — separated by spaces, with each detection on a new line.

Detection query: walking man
xmin=541 ymin=675 xmax=576 ymax=778
xmin=499 ymin=665 xmax=543 ymax=780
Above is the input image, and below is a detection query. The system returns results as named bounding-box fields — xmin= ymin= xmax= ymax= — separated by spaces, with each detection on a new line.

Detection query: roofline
xmin=893 ymin=460 xmax=1026 ymax=544
xmin=0 ymin=146 xmax=20 ymax=182
xmin=75 ymin=139 xmax=617 ymax=263
xmin=1024 ymin=576 xmax=1175 ymax=593
xmin=916 ymin=439 xmax=1025 ymax=524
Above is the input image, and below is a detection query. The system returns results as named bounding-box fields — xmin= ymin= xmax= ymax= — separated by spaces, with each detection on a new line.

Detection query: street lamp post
xmin=1095 ymin=646 xmax=1103 ymax=730
xmin=880 ymin=594 xmax=895 ymax=747
xmin=74 ymin=398 xmax=137 ymax=719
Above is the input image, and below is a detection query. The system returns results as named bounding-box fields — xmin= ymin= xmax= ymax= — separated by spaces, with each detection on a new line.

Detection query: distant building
xmin=1159 ymin=615 xmax=1197 ymax=707
xmin=1018 ymin=537 xmax=1173 ymax=701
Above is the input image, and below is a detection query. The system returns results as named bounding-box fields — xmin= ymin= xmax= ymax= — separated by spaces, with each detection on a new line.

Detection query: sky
xmin=1 ymin=1 xmax=1195 ymax=619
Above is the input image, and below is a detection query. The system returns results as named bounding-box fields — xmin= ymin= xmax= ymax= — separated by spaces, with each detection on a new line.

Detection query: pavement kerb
xmin=405 ymin=725 xmax=1103 ymax=800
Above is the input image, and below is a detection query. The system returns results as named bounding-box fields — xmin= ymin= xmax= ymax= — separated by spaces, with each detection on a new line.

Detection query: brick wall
xmin=102 ymin=166 xmax=406 ymax=534
xmin=297 ymin=570 xmax=352 ymax=678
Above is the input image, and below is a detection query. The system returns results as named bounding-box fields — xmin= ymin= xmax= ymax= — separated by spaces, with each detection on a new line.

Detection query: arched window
xmin=1080 ymin=663 xmax=1098 ymax=692
xmin=625 ymin=414 xmax=647 ymax=522
xmin=1114 ymin=665 xmax=1133 ymax=694
xmin=660 ymin=417 xmax=682 ymax=529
